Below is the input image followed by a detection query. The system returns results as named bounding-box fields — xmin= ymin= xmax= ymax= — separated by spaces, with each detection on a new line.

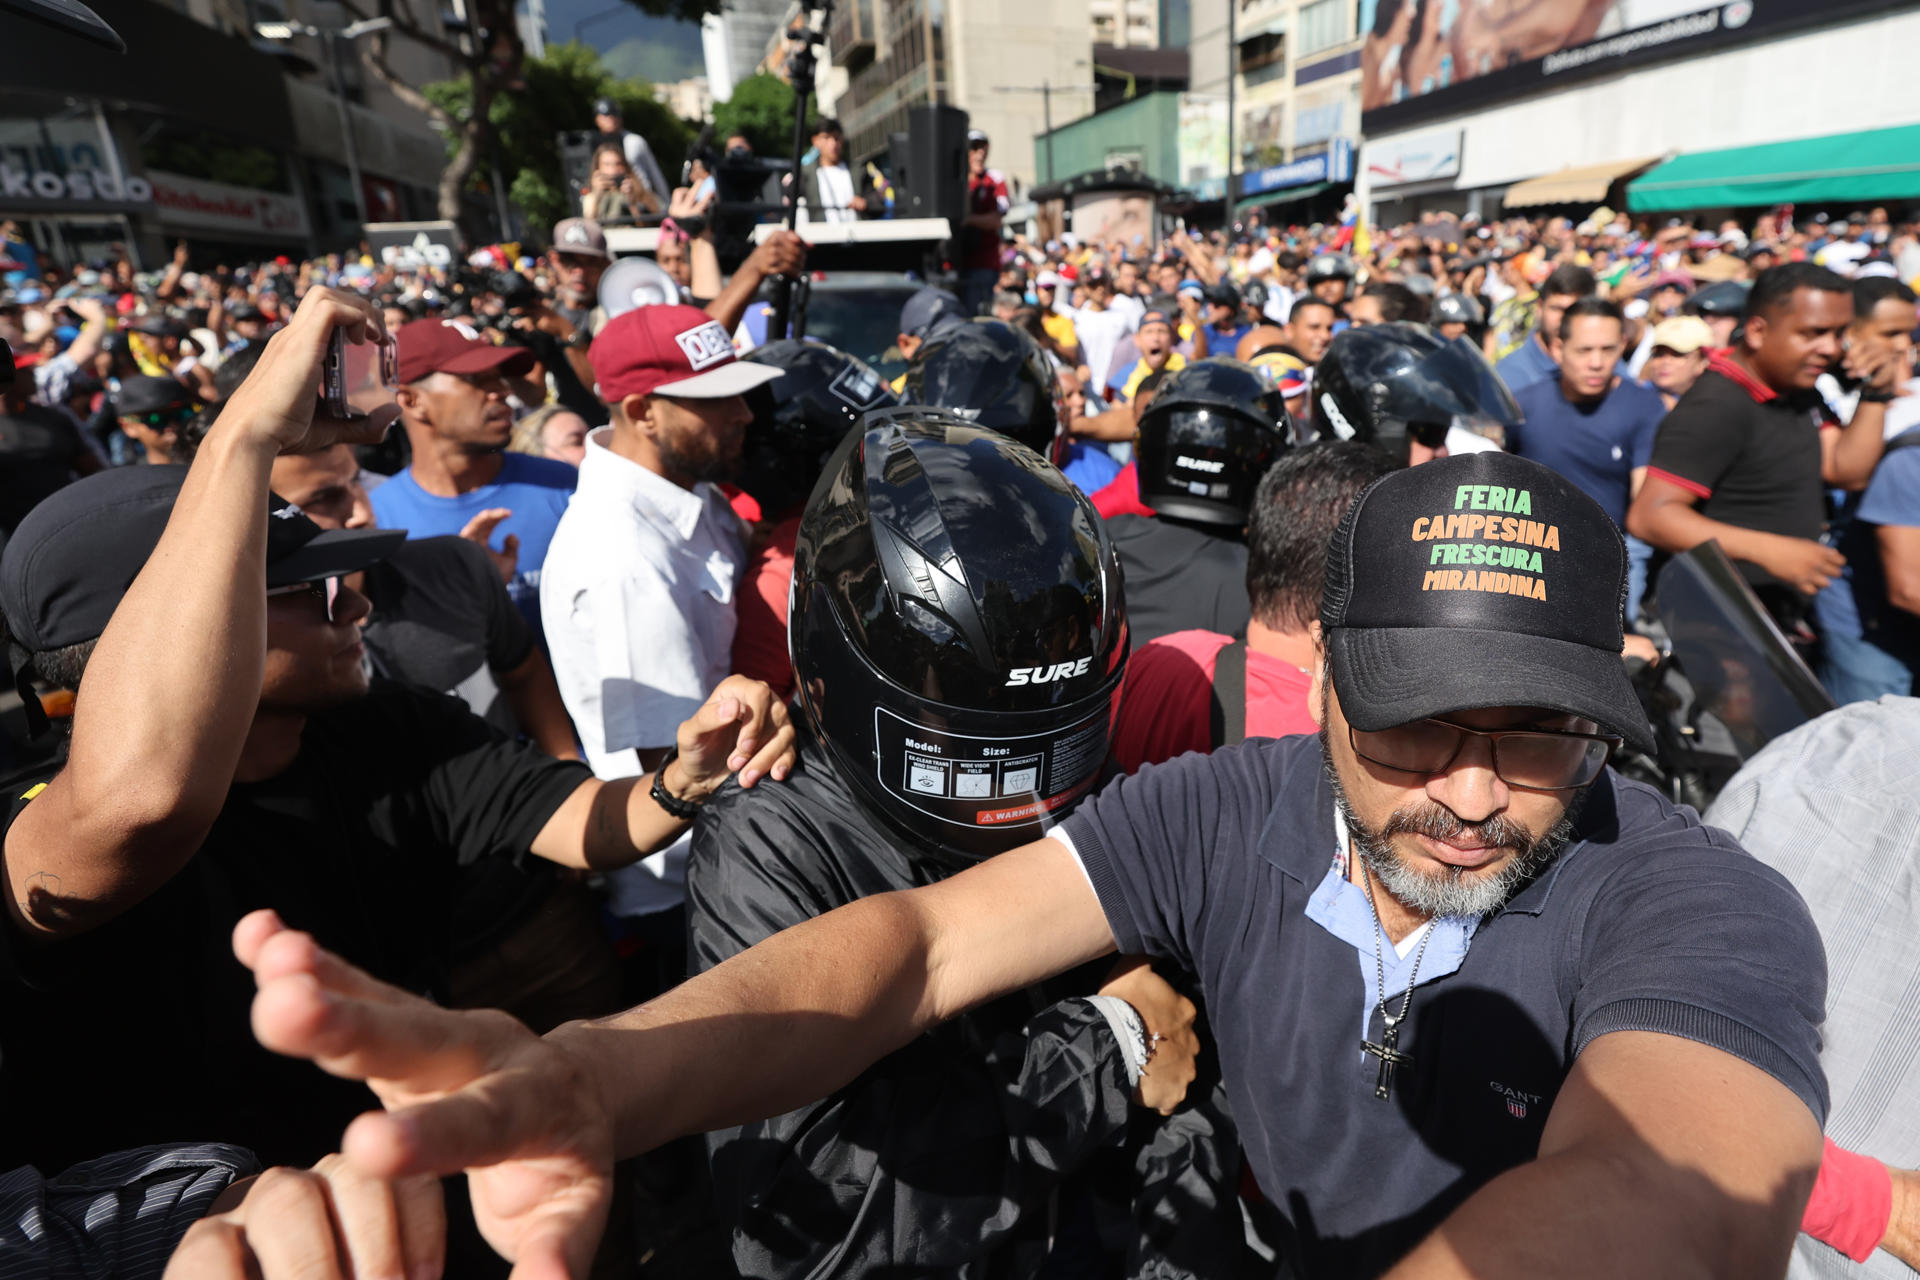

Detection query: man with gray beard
xmin=231 ymin=451 xmax=1830 ymax=1280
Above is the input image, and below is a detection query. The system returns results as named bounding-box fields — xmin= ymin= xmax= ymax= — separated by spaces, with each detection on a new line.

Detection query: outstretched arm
xmin=238 ymin=836 xmax=1115 ymax=1275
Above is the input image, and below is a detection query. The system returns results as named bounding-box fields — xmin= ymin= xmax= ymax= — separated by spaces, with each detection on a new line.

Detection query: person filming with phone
xmin=0 ymin=289 xmax=796 ymax=1210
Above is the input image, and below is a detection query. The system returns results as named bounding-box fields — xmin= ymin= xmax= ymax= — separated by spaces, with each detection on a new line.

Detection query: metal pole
xmin=1224 ymin=0 xmax=1236 ymax=223
xmin=324 ymin=33 xmax=371 ymax=234
xmin=1043 ymin=80 xmax=1054 ymax=184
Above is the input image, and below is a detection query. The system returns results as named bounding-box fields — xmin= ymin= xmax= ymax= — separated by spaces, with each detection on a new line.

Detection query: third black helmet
xmin=1313 ymin=323 xmax=1520 ymax=458
xmin=1135 ymin=357 xmax=1291 ymax=526
xmin=737 ymin=338 xmax=898 ymax=518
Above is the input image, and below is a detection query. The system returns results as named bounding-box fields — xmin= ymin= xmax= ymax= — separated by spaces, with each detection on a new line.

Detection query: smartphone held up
xmin=323 ymin=330 xmax=400 ymax=420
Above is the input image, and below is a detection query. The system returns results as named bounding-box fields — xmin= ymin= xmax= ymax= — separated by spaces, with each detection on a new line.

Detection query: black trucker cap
xmin=1319 ymin=451 xmax=1654 ymax=754
xmin=1 ymin=464 xmax=402 ymax=658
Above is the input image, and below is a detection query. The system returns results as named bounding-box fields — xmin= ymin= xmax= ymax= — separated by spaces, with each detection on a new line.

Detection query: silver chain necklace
xmin=1358 ymin=855 xmax=1436 ymax=1101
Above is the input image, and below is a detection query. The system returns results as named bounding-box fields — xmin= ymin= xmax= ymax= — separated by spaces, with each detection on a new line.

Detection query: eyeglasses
xmin=266 ymin=575 xmax=342 ymax=623
xmin=1348 ymin=718 xmax=1619 ymax=792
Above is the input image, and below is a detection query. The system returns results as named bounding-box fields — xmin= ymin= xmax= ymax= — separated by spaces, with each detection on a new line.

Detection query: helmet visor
xmin=1365 ymin=334 xmax=1523 ymax=437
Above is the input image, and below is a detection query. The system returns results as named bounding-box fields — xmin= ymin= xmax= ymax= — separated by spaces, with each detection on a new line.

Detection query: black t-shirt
xmin=1104 ymin=513 xmax=1250 ymax=650
xmin=0 ymin=403 xmax=87 ymax=535
xmin=1059 ymin=734 xmax=1827 ymax=1277
xmin=361 ymin=536 xmax=534 ymax=733
xmin=0 ymin=681 xmax=590 ymax=1172
xmin=1645 ymin=363 xmax=1832 ymax=589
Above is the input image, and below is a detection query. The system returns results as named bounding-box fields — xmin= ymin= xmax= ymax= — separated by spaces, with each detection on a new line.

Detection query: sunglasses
xmin=1348 ymin=718 xmax=1619 ymax=793
xmin=133 ymin=403 xmax=199 ymax=428
xmin=265 ymin=574 xmax=342 ymax=623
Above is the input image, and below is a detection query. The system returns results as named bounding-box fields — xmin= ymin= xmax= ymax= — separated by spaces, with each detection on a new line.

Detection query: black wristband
xmin=1857 ymin=386 xmax=1897 ymax=404
xmin=648 ymin=746 xmax=703 ymax=820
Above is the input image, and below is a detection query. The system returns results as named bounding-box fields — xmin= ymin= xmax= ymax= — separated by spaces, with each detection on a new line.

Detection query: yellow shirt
xmin=1119 ymin=350 xmax=1186 ymax=401
xmin=1041 ymin=311 xmax=1078 ymax=354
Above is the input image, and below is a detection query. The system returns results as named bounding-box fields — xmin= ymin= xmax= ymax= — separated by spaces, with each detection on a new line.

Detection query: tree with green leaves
xmin=426 ymin=41 xmax=693 ymax=240
xmin=343 ymin=0 xmax=721 ymax=229
xmin=711 ymin=72 xmax=809 ymax=160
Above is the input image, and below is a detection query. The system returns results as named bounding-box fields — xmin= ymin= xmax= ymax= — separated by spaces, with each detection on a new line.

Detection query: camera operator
xmin=591 ymin=97 xmax=670 ymax=212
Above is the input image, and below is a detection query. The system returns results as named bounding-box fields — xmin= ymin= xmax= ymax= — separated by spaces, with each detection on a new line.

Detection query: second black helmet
xmin=1313 ymin=322 xmax=1520 ymax=458
xmin=1134 ymin=357 xmax=1291 ymax=527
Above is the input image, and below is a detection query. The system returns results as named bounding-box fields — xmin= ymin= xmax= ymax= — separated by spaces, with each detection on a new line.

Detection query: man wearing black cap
xmin=113 ymin=373 xmax=198 ymax=465
xmin=247 ymin=450 xmax=1828 ymax=1280
xmin=1201 ymin=281 xmax=1251 ymax=354
xmin=0 ymin=288 xmax=794 ymax=1182
xmin=0 ymin=335 xmax=99 ymax=538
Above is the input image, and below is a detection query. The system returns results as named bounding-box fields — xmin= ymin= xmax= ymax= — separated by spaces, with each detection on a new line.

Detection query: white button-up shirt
xmin=541 ymin=427 xmax=748 ymax=914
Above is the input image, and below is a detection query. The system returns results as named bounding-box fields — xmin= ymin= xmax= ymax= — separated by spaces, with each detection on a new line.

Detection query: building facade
xmin=1359 ymin=0 xmax=1920 ymax=224
xmin=0 ymin=0 xmax=458 ymax=268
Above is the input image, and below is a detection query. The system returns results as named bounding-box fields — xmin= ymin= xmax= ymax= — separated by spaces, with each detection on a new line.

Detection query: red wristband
xmin=1801 ymin=1135 xmax=1892 ymax=1263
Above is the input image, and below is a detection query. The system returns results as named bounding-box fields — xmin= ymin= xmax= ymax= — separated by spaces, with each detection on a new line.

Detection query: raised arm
xmin=1386 ymin=1030 xmax=1821 ymax=1280
xmin=4 ymin=290 xmax=394 ymax=942
xmin=236 ymin=835 xmax=1116 ymax=1274
xmin=705 ymin=231 xmax=806 ymax=335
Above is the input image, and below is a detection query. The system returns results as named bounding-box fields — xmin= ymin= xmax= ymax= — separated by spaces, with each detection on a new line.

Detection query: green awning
xmin=1628 ymin=124 xmax=1920 ymax=212
xmin=1235 ymin=181 xmax=1333 ymax=213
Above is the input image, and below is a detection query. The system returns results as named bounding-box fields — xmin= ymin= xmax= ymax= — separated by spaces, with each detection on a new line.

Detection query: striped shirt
xmin=1707 ymin=696 xmax=1920 ymax=1279
xmin=0 ymin=1143 xmax=258 ymax=1279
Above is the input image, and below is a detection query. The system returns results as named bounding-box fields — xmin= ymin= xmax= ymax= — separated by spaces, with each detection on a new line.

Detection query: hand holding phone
xmin=323 ymin=329 xmax=399 ymax=420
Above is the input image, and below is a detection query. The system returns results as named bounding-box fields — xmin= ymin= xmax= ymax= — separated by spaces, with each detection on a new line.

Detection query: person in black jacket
xmin=687 ymin=410 xmax=1255 ymax=1280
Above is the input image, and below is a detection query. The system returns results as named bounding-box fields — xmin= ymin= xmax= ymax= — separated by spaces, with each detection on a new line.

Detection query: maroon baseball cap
xmin=395 ymin=318 xmax=536 ymax=385
xmin=590 ymin=304 xmax=781 ymax=402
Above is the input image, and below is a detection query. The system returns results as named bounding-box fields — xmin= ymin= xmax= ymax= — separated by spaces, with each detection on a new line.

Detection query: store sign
xmin=1177 ymin=95 xmax=1228 ymax=186
xmin=367 ymin=221 xmax=460 ymax=270
xmin=148 ymin=171 xmax=308 ymax=237
xmin=0 ymin=165 xmax=151 ymax=204
xmin=1364 ymin=131 xmax=1463 ymax=187
xmin=1241 ymin=138 xmax=1353 ymax=196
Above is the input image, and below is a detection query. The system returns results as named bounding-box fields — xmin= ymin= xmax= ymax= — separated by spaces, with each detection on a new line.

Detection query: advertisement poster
xmin=1358 ymin=0 xmax=1892 ymax=129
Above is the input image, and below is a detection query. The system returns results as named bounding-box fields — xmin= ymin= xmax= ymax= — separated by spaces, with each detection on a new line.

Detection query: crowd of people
xmin=1 ymin=181 xmax=1918 ymax=1280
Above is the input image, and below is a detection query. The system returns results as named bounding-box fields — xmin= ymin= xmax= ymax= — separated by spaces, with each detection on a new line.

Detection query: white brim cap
xmin=653 ymin=359 xmax=784 ymax=399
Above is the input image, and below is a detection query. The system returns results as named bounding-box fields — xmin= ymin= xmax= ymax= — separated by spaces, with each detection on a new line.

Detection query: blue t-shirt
xmin=370 ymin=452 xmax=577 ymax=637
xmin=1814 ymin=430 xmax=1920 ymax=665
xmin=1059 ymin=440 xmax=1123 ymax=495
xmin=1507 ymin=377 xmax=1664 ymax=528
xmin=1059 ymin=734 xmax=1826 ymax=1278
xmin=1494 ymin=336 xmax=1557 ymax=394
xmin=1202 ymin=322 xmax=1252 ymax=356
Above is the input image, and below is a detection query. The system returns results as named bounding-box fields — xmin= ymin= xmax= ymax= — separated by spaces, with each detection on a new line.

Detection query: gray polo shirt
xmin=1059 ymin=732 xmax=1827 ymax=1278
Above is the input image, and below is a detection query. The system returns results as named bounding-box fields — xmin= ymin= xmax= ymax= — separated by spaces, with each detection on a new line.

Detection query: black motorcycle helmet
xmin=790 ymin=409 xmax=1129 ymax=862
xmin=1134 ymin=358 xmax=1291 ymax=526
xmin=1305 ymin=252 xmax=1357 ymax=283
xmin=1431 ymin=292 xmax=1486 ymax=326
xmin=1682 ymin=280 xmax=1751 ymax=317
xmin=1313 ymin=322 xmax=1520 ymax=459
xmin=737 ymin=338 xmax=899 ymax=518
xmin=903 ymin=318 xmax=1063 ymax=462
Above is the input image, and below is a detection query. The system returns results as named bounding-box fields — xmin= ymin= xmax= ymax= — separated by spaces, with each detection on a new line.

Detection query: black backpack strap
xmin=1207 ymin=640 xmax=1249 ymax=750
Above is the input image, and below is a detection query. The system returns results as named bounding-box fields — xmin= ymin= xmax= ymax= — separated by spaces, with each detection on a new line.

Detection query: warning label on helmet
xmin=874 ymin=706 xmax=1110 ymax=830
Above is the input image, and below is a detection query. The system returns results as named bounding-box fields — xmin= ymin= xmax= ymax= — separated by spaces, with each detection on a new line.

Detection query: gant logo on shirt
xmin=1489 ymin=1080 xmax=1543 ymax=1118
xmin=675 ymin=321 xmax=735 ymax=370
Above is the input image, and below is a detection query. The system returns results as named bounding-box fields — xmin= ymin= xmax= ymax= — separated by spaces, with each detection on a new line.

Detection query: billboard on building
xmin=1177 ymin=95 xmax=1228 ymax=187
xmin=1358 ymin=0 xmax=1897 ymax=130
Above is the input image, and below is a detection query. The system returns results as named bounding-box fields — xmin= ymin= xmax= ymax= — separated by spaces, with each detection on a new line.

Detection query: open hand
xmin=237 ymin=911 xmax=616 ymax=1279
xmin=458 ymin=507 xmax=520 ymax=583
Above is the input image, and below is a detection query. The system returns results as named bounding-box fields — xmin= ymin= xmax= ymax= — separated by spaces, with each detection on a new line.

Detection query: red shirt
xmin=731 ymin=514 xmax=800 ymax=701
xmin=1090 ymin=461 xmax=1155 ymax=520
xmin=964 ymin=168 xmax=1009 ymax=271
xmin=1108 ymin=629 xmax=1319 ymax=774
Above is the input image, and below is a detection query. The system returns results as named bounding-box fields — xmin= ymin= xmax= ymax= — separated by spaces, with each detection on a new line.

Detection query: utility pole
xmin=1225 ymin=0 xmax=1236 ymax=220
xmin=992 ymin=77 xmax=1087 ymax=185
xmin=320 ymin=33 xmax=370 ymax=231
